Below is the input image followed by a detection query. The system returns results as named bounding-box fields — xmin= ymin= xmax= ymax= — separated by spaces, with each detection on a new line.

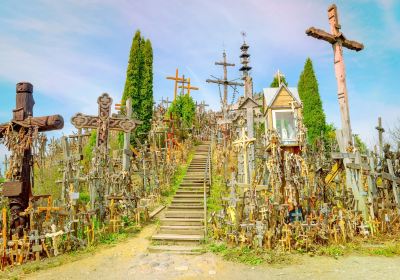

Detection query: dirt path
xmin=22 ymin=224 xmax=400 ymax=280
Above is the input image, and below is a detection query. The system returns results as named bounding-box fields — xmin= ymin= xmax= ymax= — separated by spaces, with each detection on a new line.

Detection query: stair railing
xmin=203 ymin=144 xmax=211 ymax=238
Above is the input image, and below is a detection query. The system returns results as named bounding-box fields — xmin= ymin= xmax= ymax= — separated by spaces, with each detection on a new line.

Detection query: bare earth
xmin=23 ymin=225 xmax=400 ymax=280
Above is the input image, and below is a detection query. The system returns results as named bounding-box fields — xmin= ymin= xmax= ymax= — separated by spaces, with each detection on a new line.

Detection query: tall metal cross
xmin=306 ymin=4 xmax=364 ymax=147
xmin=71 ymin=93 xmax=140 ymax=151
xmin=0 ymin=82 xmax=64 ymax=232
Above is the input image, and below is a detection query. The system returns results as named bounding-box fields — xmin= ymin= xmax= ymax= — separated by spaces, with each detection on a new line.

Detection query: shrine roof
xmin=263 ymin=84 xmax=301 ymax=108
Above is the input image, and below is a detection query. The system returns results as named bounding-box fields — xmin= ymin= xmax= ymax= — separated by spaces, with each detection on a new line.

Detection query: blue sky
xmin=0 ymin=0 xmax=399 ymax=163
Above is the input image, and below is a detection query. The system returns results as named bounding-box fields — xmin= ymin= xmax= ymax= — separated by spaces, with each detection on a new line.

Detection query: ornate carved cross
xmin=306 ymin=4 xmax=364 ymax=148
xmin=233 ymin=118 xmax=256 ymax=184
xmin=71 ymin=93 xmax=140 ymax=150
xmin=0 ymin=82 xmax=64 ymax=233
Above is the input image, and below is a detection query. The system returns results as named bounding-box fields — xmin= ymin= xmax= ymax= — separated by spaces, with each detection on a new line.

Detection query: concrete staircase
xmin=149 ymin=143 xmax=210 ymax=254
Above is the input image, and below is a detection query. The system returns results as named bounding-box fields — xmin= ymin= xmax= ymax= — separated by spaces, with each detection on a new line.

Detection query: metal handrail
xmin=203 ymin=144 xmax=211 ymax=238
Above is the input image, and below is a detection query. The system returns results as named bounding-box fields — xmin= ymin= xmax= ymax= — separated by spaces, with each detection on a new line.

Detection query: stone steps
xmin=150 ymin=143 xmax=210 ymax=252
xmin=148 ymin=245 xmax=203 ymax=255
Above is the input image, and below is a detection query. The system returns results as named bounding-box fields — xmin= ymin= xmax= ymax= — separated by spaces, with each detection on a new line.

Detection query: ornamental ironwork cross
xmin=71 ymin=93 xmax=140 ymax=150
xmin=306 ymin=4 xmax=363 ymax=148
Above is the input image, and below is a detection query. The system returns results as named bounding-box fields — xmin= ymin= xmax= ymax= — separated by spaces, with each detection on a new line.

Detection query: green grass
xmin=161 ymin=150 xmax=194 ymax=205
xmin=207 ymin=173 xmax=225 ymax=213
xmin=208 ymin=242 xmax=293 ymax=266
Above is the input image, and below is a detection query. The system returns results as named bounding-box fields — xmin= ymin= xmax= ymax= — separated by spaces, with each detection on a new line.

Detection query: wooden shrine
xmin=263 ymin=83 xmax=302 ymax=153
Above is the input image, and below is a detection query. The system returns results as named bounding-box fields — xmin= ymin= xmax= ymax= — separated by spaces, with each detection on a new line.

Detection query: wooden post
xmin=375 ymin=117 xmax=385 ymax=159
xmin=123 ymin=98 xmax=133 ymax=172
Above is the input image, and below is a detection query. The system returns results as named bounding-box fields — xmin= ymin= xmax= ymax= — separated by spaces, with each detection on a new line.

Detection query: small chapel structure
xmin=263 ymin=82 xmax=303 ymax=153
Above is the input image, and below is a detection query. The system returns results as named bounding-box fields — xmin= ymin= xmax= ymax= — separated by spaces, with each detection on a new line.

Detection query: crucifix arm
xmin=1 ymin=115 xmax=64 ymax=133
xmin=342 ymin=38 xmax=364 ymax=51
xmin=206 ymin=79 xmax=244 ymax=87
xmin=215 ymin=62 xmax=235 ymax=67
xmin=306 ymin=27 xmax=336 ymax=44
xmin=306 ymin=27 xmax=364 ymax=51
xmin=71 ymin=113 xmax=99 ymax=129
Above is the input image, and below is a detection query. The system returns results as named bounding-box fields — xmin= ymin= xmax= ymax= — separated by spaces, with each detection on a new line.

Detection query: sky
xmin=0 ymin=0 xmax=399 ymax=164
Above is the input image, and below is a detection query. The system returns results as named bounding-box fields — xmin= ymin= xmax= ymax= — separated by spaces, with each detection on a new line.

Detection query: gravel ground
xmin=23 ymin=224 xmax=400 ymax=280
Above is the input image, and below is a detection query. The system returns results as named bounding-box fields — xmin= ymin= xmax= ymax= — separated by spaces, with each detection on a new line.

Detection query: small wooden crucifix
xmin=306 ymin=4 xmax=364 ymax=148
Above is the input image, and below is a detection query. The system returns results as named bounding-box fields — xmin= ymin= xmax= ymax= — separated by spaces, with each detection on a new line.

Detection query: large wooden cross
xmin=71 ymin=93 xmax=140 ymax=150
xmin=206 ymin=51 xmax=243 ymax=110
xmin=306 ymin=4 xmax=364 ymax=147
xmin=166 ymin=69 xmax=188 ymax=101
xmin=0 ymin=82 xmax=64 ymax=232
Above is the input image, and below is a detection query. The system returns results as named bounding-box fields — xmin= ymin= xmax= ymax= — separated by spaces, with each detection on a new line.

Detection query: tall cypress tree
xmin=138 ymin=39 xmax=153 ymax=142
xmin=298 ymin=58 xmax=327 ymax=144
xmin=122 ymin=30 xmax=153 ymax=144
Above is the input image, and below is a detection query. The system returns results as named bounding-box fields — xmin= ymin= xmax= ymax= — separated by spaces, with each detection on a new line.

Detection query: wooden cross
xmin=206 ymin=51 xmax=243 ymax=110
xmin=375 ymin=117 xmax=385 ymax=159
xmin=57 ymin=136 xmax=87 ymax=204
xmin=160 ymin=97 xmax=172 ymax=110
xmin=306 ymin=4 xmax=364 ymax=147
xmin=68 ymin=128 xmax=91 ymax=158
xmin=274 ymin=69 xmax=285 ymax=87
xmin=166 ymin=69 xmax=188 ymax=101
xmin=233 ymin=119 xmax=256 ymax=184
xmin=178 ymin=77 xmax=199 ymax=96
xmin=2 ymin=155 xmax=9 ymax=178
xmin=0 ymin=82 xmax=64 ymax=232
xmin=71 ymin=93 xmax=140 ymax=151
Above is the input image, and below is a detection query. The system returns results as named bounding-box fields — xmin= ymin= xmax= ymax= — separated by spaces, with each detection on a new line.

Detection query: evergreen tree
xmin=136 ymin=39 xmax=153 ymax=143
xmin=298 ymin=58 xmax=327 ymax=144
xmin=168 ymin=94 xmax=196 ymax=139
xmin=122 ymin=30 xmax=154 ymax=144
xmin=270 ymin=75 xmax=288 ymax=87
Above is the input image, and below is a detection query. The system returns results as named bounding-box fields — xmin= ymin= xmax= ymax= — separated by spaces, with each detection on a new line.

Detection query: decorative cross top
xmin=306 ymin=4 xmax=364 ymax=147
xmin=71 ymin=93 xmax=141 ymax=149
